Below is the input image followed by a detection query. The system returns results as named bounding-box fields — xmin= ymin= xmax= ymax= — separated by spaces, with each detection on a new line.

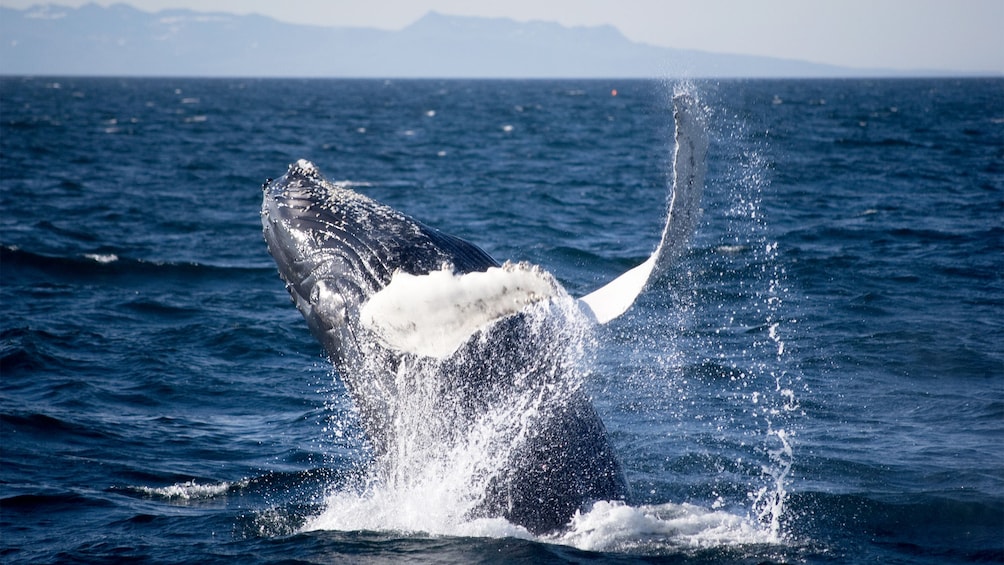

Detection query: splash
xmin=601 ymin=82 xmax=799 ymax=548
xmin=710 ymin=103 xmax=799 ymax=543
xmin=295 ymin=83 xmax=798 ymax=554
xmin=553 ymin=501 xmax=774 ymax=553
xmin=305 ymin=294 xmax=595 ymax=538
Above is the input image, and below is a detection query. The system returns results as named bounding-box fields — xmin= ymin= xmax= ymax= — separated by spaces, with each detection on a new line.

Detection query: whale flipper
xmin=577 ymin=91 xmax=709 ymax=324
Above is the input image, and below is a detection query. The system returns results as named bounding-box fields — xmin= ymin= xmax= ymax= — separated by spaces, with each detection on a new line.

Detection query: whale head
xmin=262 ymin=159 xmax=504 ymax=351
xmin=262 ymin=160 xmax=377 ymax=366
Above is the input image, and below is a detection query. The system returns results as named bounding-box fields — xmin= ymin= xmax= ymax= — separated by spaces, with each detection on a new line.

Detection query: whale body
xmin=261 ymin=92 xmax=707 ymax=534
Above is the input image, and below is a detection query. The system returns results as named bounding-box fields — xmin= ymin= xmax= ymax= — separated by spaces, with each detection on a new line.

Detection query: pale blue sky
xmin=3 ymin=0 xmax=1002 ymax=74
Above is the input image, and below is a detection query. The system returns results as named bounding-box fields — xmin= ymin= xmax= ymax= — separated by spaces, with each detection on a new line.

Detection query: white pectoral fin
xmin=577 ymin=256 xmax=655 ymax=324
xmin=578 ymin=89 xmax=708 ymax=325
xmin=360 ymin=263 xmax=560 ymax=358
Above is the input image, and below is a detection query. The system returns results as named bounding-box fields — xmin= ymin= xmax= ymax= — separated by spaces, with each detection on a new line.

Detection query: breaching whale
xmin=261 ymin=92 xmax=708 ymax=534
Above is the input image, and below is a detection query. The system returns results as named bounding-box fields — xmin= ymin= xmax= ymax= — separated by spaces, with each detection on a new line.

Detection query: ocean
xmin=1 ymin=77 xmax=1001 ymax=564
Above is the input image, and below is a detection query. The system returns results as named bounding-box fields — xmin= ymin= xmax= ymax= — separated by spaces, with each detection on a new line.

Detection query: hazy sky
xmin=3 ymin=0 xmax=1002 ymax=74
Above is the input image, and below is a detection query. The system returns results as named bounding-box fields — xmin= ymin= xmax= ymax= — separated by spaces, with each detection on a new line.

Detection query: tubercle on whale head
xmin=260 ymin=159 xmax=326 ymax=209
xmin=260 ymin=159 xmax=350 ymax=249
xmin=274 ymin=159 xmax=324 ymax=190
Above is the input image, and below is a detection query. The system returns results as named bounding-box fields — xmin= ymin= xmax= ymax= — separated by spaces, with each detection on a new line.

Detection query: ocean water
xmin=1 ymin=77 xmax=1002 ymax=564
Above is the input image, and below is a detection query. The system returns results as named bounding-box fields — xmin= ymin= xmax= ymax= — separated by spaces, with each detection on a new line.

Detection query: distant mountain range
xmin=0 ymin=4 xmax=961 ymax=78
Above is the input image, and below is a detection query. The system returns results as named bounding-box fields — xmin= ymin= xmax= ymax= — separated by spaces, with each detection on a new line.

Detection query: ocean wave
xmin=130 ymin=479 xmax=239 ymax=501
xmin=0 ymin=411 xmax=114 ymax=441
xmin=1 ymin=491 xmax=115 ymax=512
xmin=119 ymin=468 xmax=343 ymax=503
xmin=1 ymin=244 xmax=271 ymax=280
xmin=786 ymin=491 xmax=1004 ymax=560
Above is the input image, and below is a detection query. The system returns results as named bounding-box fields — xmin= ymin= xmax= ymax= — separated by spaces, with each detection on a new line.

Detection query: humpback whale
xmin=261 ymin=92 xmax=708 ymax=534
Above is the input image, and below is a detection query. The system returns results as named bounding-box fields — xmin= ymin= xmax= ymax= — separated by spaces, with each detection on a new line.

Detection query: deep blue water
xmin=1 ymin=77 xmax=1002 ymax=564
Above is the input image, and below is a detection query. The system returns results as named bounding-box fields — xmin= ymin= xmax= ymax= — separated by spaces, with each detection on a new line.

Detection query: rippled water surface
xmin=2 ymin=77 xmax=1002 ymax=563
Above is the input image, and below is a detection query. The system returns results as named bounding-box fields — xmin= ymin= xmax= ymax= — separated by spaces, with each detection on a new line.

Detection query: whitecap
xmin=133 ymin=479 xmax=235 ymax=500
xmin=84 ymin=253 xmax=118 ymax=263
